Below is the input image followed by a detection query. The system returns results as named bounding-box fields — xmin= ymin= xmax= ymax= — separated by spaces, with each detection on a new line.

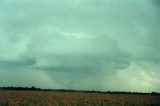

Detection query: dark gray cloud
xmin=0 ymin=58 xmax=36 ymax=69
xmin=0 ymin=0 xmax=160 ymax=91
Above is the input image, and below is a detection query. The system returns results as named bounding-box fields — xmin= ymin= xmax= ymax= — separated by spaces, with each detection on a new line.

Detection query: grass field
xmin=0 ymin=90 xmax=160 ymax=106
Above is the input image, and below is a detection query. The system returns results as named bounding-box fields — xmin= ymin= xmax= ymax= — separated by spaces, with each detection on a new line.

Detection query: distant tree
xmin=31 ymin=86 xmax=36 ymax=90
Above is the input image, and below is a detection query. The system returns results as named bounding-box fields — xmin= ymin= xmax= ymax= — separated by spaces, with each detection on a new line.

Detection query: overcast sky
xmin=0 ymin=0 xmax=160 ymax=92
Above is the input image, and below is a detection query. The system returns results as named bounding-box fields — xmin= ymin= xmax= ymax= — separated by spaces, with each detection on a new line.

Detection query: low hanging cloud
xmin=0 ymin=0 xmax=160 ymax=91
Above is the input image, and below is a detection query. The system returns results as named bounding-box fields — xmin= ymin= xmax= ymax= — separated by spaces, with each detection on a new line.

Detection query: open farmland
xmin=0 ymin=90 xmax=160 ymax=106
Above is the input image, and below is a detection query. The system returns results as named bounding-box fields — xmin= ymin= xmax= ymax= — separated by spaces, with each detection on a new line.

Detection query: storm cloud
xmin=0 ymin=0 xmax=160 ymax=92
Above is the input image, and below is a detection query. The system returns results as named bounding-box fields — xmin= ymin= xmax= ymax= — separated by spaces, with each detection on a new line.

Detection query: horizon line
xmin=0 ymin=86 xmax=160 ymax=95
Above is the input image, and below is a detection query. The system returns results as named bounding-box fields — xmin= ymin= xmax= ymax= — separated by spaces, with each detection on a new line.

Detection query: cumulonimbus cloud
xmin=0 ymin=0 xmax=159 ymax=91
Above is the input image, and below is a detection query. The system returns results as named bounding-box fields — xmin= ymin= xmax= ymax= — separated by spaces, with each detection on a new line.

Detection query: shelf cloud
xmin=0 ymin=0 xmax=160 ymax=92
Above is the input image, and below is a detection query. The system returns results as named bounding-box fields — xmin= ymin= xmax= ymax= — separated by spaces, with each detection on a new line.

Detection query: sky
xmin=0 ymin=0 xmax=160 ymax=92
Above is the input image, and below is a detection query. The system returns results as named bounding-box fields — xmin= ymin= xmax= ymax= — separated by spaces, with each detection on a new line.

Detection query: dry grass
xmin=0 ymin=90 xmax=160 ymax=106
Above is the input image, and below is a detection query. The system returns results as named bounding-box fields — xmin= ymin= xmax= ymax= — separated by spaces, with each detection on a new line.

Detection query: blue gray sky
xmin=0 ymin=0 xmax=160 ymax=92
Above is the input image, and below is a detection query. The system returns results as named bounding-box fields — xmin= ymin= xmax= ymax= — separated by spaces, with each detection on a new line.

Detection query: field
xmin=0 ymin=90 xmax=160 ymax=106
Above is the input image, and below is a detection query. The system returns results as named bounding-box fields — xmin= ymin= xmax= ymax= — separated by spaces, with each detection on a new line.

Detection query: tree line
xmin=0 ymin=86 xmax=160 ymax=96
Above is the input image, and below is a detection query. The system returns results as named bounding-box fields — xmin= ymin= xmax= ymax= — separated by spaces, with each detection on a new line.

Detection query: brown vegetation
xmin=0 ymin=90 xmax=160 ymax=106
